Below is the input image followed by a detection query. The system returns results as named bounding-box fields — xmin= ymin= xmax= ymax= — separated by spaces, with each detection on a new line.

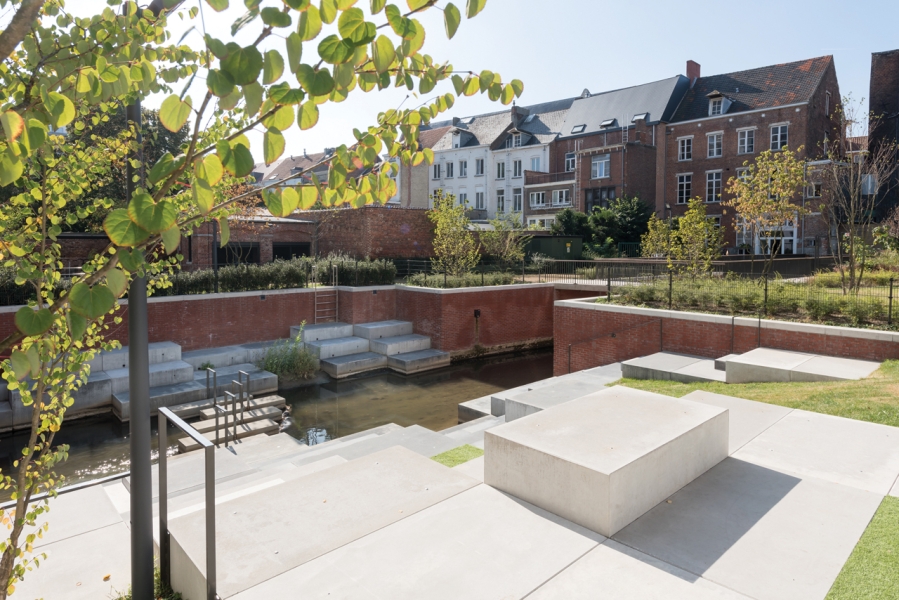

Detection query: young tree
xmin=607 ymin=195 xmax=653 ymax=244
xmin=725 ymin=146 xmax=808 ymax=274
xmin=428 ymin=191 xmax=480 ymax=276
xmin=640 ymin=213 xmax=672 ymax=261
xmin=0 ymin=1 xmax=519 ymax=595
xmin=642 ymin=199 xmax=722 ymax=275
xmin=480 ymin=212 xmax=530 ymax=269
xmin=818 ymin=98 xmax=899 ymax=294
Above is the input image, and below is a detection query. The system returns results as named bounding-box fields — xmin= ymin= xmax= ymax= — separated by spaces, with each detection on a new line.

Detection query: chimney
xmin=687 ymin=60 xmax=701 ymax=87
xmin=452 ymin=116 xmax=460 ymax=126
xmin=632 ymin=114 xmax=649 ymax=144
xmin=511 ymin=104 xmax=529 ymax=129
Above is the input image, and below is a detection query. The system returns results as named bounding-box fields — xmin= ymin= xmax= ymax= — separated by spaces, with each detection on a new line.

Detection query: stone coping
xmin=335 ymin=285 xmax=398 ymax=292
xmin=554 ymin=297 xmax=899 ymax=343
xmin=395 ymin=282 xmax=553 ymax=295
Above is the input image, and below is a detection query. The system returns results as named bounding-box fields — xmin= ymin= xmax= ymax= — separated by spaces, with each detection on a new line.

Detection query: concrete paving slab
xmin=733 ymin=409 xmax=899 ymax=494
xmin=504 ymin=377 xmax=607 ymax=422
xmin=169 ymin=446 xmax=480 ymax=599
xmin=683 ymin=391 xmax=793 ymax=454
xmin=229 ymin=484 xmax=604 ymax=600
xmin=15 ymin=522 xmax=131 ymax=600
xmin=177 ymin=419 xmax=279 ymax=453
xmin=790 ymin=354 xmax=881 ymax=382
xmin=486 ymin=386 xmax=729 ymax=537
xmin=714 ymin=354 xmax=740 ymax=371
xmin=582 ymin=362 xmax=623 ymax=379
xmin=291 ymin=425 xmax=460 ymax=467
xmin=672 ymin=359 xmax=726 ymax=383
xmin=891 ymin=476 xmax=899 ymax=498
xmin=123 ymin=445 xmax=256 ymax=499
xmin=725 ymin=347 xmax=815 ymax=383
xmin=458 ymin=394 xmax=491 ymax=422
xmin=488 ymin=377 xmax=560 ymax=417
xmin=387 ymin=348 xmax=450 ymax=374
xmin=25 ymin=485 xmax=122 ymax=549
xmin=613 ymin=457 xmax=883 ymax=600
xmin=320 ymin=351 xmax=387 ymax=378
xmin=353 ymin=320 xmax=413 ymax=340
xmin=452 ymin=455 xmax=484 ymax=483
xmin=528 ymin=540 xmax=752 ymax=599
xmin=621 ymin=352 xmax=705 ymax=380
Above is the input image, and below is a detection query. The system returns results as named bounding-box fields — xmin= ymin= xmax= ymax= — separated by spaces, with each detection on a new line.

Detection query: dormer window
xmin=600 ymin=118 xmax=617 ymax=129
xmin=710 ymin=98 xmax=723 ymax=116
xmin=513 ymin=133 xmax=522 ymax=147
xmin=632 ymin=113 xmax=649 ymax=122
xmin=503 ymin=137 xmax=513 ymax=149
xmin=571 ymin=124 xmax=586 ymax=134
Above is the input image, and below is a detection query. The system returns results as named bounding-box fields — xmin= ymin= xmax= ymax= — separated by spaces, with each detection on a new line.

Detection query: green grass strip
xmin=826 ymin=496 xmax=899 ymax=599
xmin=431 ymin=444 xmax=484 ymax=468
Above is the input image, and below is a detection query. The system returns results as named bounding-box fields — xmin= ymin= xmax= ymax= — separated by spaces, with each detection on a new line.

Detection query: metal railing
xmin=523 ymin=170 xmax=576 ymax=185
xmin=158 ymin=406 xmax=216 ymax=600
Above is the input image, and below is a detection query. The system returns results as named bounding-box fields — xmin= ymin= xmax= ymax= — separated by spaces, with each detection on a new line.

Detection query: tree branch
xmin=0 ymin=0 xmax=45 ymax=62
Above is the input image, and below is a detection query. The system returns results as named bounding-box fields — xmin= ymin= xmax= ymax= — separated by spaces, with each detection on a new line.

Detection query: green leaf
xmin=263 ymin=104 xmax=295 ymax=130
xmin=231 ymin=9 xmax=259 ymax=36
xmin=159 ymin=95 xmax=192 ymax=132
xmin=407 ymin=0 xmax=430 ymax=8
xmin=205 ymin=35 xmax=230 ymax=59
xmin=501 ymin=83 xmax=514 ymax=105
xmin=195 ymin=154 xmax=224 ymax=186
xmin=192 ymin=178 xmax=215 ymax=214
xmin=0 ymin=111 xmax=24 ymax=141
xmin=23 ymin=119 xmax=46 ymax=154
xmin=243 ymin=82 xmax=264 ymax=116
xmin=103 ymin=209 xmax=150 ymax=247
xmin=269 ymin=83 xmax=306 ymax=105
xmin=371 ymin=0 xmax=386 ymax=13
xmin=117 ymin=248 xmax=145 ymax=273
xmin=218 ymin=217 xmax=230 ymax=247
xmin=207 ymin=69 xmax=235 ymax=97
xmin=14 ymin=307 xmax=53 ymax=336
xmin=299 ymin=185 xmax=319 ymax=209
xmin=462 ymin=75 xmax=479 ymax=96
xmin=10 ymin=350 xmax=31 ymax=381
xmin=148 ymin=152 xmax=176 ymax=185
xmin=372 ymin=35 xmax=396 ymax=74
xmin=25 ymin=345 xmax=40 ymax=378
xmin=444 ymin=3 xmax=461 ymax=38
xmin=320 ymin=0 xmax=337 ymax=24
xmin=0 ymin=150 xmax=23 ymax=186
xmin=68 ymin=312 xmax=87 ymax=341
xmin=264 ymin=127 xmax=286 ymax=165
xmin=106 ymin=269 xmax=128 ymax=298
xmin=297 ymin=5 xmax=322 ymax=41
xmin=298 ymin=101 xmax=319 ymax=130
xmin=221 ymin=45 xmax=263 ymax=86
xmin=161 ymin=226 xmax=181 ymax=255
xmin=216 ymin=140 xmax=254 ymax=177
xmin=43 ymin=90 xmax=75 ymax=128
xmin=262 ymin=50 xmax=285 ymax=85
xmin=69 ymin=282 xmax=115 ymax=320
xmin=127 ymin=193 xmax=177 ymax=234
xmin=466 ymin=0 xmax=486 ymax=18
xmin=206 ymin=0 xmax=229 ymax=10
xmin=285 ymin=33 xmax=303 ymax=74
xmin=296 ymin=65 xmax=335 ymax=96
xmin=318 ymin=35 xmax=355 ymax=65
xmin=509 ymin=79 xmax=524 ymax=97
xmin=260 ymin=6 xmax=291 ymax=27
xmin=263 ymin=188 xmax=298 ymax=217
xmin=400 ymin=18 xmax=425 ymax=55
xmin=285 ymin=0 xmax=310 ymax=8
xmin=338 ymin=8 xmax=368 ymax=43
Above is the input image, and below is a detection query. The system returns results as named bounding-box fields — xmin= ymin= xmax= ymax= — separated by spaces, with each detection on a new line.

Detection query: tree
xmin=428 ymin=191 xmax=480 ymax=276
xmin=607 ymin=196 xmax=653 ymax=244
xmin=818 ymin=98 xmax=899 ymax=294
xmin=551 ymin=208 xmax=591 ymax=239
xmin=551 ymin=196 xmax=652 ymax=257
xmin=725 ymin=146 xmax=808 ymax=274
xmin=640 ymin=213 xmax=672 ymax=260
xmin=0 ymin=1 xmax=519 ymax=595
xmin=642 ymin=199 xmax=722 ymax=275
xmin=480 ymin=212 xmax=530 ymax=269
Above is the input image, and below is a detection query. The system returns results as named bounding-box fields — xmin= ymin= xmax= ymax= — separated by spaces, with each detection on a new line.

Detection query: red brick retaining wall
xmin=336 ymin=286 xmax=397 ymax=325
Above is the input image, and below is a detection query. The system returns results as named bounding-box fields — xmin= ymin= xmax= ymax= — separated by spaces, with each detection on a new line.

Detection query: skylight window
xmin=600 ymin=118 xmax=617 ymax=129
xmin=524 ymin=114 xmax=537 ymax=123
xmin=460 ymin=116 xmax=475 ymax=124
xmin=571 ymin=124 xmax=586 ymax=134
xmin=632 ymin=113 xmax=649 ymax=122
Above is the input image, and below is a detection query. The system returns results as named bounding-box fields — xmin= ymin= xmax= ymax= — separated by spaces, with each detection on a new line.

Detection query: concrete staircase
xmin=294 ymin=320 xmax=450 ymax=379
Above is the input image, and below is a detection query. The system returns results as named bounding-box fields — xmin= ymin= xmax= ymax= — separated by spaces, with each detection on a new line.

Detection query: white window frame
xmin=709 ymin=98 xmax=723 ymax=116
xmin=770 ymin=124 xmax=789 ymax=150
xmin=513 ymin=188 xmax=522 ymax=212
xmin=591 ymin=154 xmax=611 ymax=179
xmin=475 ymin=158 xmax=484 ymax=176
xmin=707 ymin=132 xmax=723 ymax=158
xmin=736 ymin=167 xmax=750 ymax=183
xmin=496 ymin=161 xmax=505 ymax=179
xmin=552 ymin=189 xmax=570 ymax=205
xmin=496 ymin=188 xmax=506 ymax=213
xmin=459 ymin=160 xmax=467 ymax=177
xmin=531 ymin=157 xmax=541 ymax=172
xmin=825 ymin=91 xmax=831 ymax=115
xmin=445 ymin=161 xmax=454 ymax=179
xmin=475 ymin=190 xmax=485 ymax=210
xmin=737 ymin=128 xmax=755 ymax=155
xmin=706 ymin=171 xmax=723 ymax=203
xmin=564 ymin=152 xmax=576 ymax=172
xmin=677 ymin=173 xmax=692 ymax=204
xmin=807 ymin=183 xmax=823 ymax=198
xmin=432 ymin=163 xmax=441 ymax=179
xmin=513 ymin=133 xmax=522 ymax=147
xmin=529 ymin=191 xmax=546 ymax=207
xmin=458 ymin=191 xmax=468 ymax=206
xmin=678 ymin=136 xmax=693 ymax=161
xmin=513 ymin=159 xmax=522 ymax=178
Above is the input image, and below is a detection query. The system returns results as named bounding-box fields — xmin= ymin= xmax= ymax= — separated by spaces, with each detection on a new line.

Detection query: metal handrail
xmin=158 ymin=406 xmax=216 ymax=600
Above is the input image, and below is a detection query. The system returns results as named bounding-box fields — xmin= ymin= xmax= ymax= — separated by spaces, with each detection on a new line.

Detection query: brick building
xmin=867 ymin=49 xmax=899 ymax=217
xmin=662 ymin=56 xmax=841 ymax=253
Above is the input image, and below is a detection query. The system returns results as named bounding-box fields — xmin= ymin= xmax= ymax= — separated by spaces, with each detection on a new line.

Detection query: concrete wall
xmin=554 ymin=298 xmax=899 ymax=376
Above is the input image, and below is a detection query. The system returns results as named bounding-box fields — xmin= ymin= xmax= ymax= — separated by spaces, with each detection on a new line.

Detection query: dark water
xmin=0 ymin=349 xmax=553 ymax=494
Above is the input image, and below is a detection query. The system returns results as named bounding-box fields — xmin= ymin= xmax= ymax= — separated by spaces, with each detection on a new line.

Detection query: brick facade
xmin=185 ymin=218 xmax=314 ymax=270
xmin=298 ymin=206 xmax=435 ymax=259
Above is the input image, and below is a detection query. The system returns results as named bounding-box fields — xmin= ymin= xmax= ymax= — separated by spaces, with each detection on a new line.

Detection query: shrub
xmin=311 ymin=253 xmax=397 ymax=286
xmin=845 ymin=300 xmax=886 ymax=325
xmin=804 ymin=296 xmax=843 ymax=320
xmin=405 ymin=271 xmax=516 ymax=288
xmin=258 ymin=327 xmax=318 ymax=381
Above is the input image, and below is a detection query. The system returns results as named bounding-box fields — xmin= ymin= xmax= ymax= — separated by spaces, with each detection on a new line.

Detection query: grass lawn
xmin=826 ymin=496 xmax=899 ymax=600
xmin=431 ymin=444 xmax=484 ymax=468
xmin=617 ymin=359 xmax=899 ymax=428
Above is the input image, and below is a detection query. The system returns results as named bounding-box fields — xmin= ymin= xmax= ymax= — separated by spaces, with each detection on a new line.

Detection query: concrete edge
xmin=395 ymin=283 xmax=554 ymax=295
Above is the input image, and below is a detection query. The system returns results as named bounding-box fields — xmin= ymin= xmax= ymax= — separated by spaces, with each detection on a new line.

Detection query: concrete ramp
xmin=726 ymin=348 xmax=881 ymax=383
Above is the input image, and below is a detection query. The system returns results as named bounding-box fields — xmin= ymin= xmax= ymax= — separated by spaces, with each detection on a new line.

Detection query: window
xmin=571 ymin=124 xmax=586 ymax=134
xmin=496 ymin=161 xmax=505 ymax=179
xmin=771 ymin=124 xmax=789 ymax=150
xmin=709 ymin=216 xmax=722 ymax=229
xmin=458 ymin=192 xmax=468 ymax=206
xmin=475 ymin=158 xmax=484 ymax=176
xmin=591 ymin=154 xmax=610 ymax=179
xmin=677 ymin=173 xmax=692 ymax=204
xmin=503 ymin=137 xmax=513 ymax=149
xmin=738 ymin=129 xmax=755 ymax=154
xmin=678 ymin=137 xmax=693 ymax=161
xmin=531 ymin=157 xmax=541 ymax=172
xmin=527 ymin=217 xmax=555 ymax=229
xmin=807 ymin=183 xmax=822 ymax=198
xmin=432 ymin=163 xmax=441 ymax=179
xmin=513 ymin=133 xmax=522 ymax=147
xmin=445 ymin=161 xmax=454 ymax=178
xmin=564 ymin=152 xmax=576 ymax=172
xmin=529 ymin=191 xmax=546 ymax=207
xmin=825 ymin=92 xmax=831 ymax=115
xmin=459 ymin=160 xmax=467 ymax=177
xmin=496 ymin=189 xmax=505 ymax=213
xmin=706 ymin=171 xmax=722 ymax=202
xmin=552 ymin=189 xmax=570 ymax=205
xmin=737 ymin=167 xmax=750 ymax=182
xmin=709 ymin=98 xmax=723 ymax=116
xmin=585 ymin=187 xmax=616 ymax=212
xmin=707 ymin=133 xmax=723 ymax=158
xmin=600 ymin=118 xmax=616 ymax=129
xmin=513 ymin=160 xmax=522 ymax=178
xmin=475 ymin=191 xmax=485 ymax=210
xmin=513 ymin=188 xmax=522 ymax=212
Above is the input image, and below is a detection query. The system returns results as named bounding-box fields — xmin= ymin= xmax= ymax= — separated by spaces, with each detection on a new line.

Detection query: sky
xmin=56 ymin=0 xmax=899 ymax=162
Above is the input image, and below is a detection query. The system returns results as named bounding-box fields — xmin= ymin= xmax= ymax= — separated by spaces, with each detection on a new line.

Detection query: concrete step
xmin=306 ymin=336 xmax=369 ymax=359
xmin=320 ymin=352 xmax=388 ymax=379
xmin=177 ymin=419 xmax=279 ymax=453
xmin=505 ymin=374 xmax=610 ymax=422
xmin=194 ymin=395 xmax=287 ymax=420
xmin=489 ymin=377 xmax=562 ymax=417
xmin=458 ymin=395 xmax=492 ymax=423
xmin=88 ymin=341 xmax=181 ymax=371
xmin=297 ymin=322 xmax=353 ymax=342
xmin=181 ymin=340 xmax=283 ymax=370
xmin=370 ymin=334 xmax=430 ymax=356
xmin=353 ymin=320 xmax=413 ymax=340
xmin=192 ymin=364 xmax=278 ymax=397
xmin=622 ymin=352 xmax=725 ymax=384
xmin=188 ymin=406 xmax=283 ymax=435
xmin=292 ymin=425 xmax=460 ymax=468
xmin=715 ymin=354 xmax=739 ymax=371
xmin=105 ymin=360 xmax=194 ymax=394
xmin=112 ymin=380 xmax=208 ymax=421
xmin=388 ymin=349 xmax=450 ymax=374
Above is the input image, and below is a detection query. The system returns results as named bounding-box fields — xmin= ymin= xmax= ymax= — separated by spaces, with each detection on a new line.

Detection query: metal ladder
xmin=314 ymin=263 xmax=339 ymax=324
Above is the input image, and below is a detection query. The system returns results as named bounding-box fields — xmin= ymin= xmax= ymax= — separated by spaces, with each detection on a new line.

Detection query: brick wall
xmin=554 ymin=299 xmax=899 ymax=376
xmin=336 ymin=286 xmax=397 ymax=324
xmin=298 ymin=206 xmax=434 ymax=259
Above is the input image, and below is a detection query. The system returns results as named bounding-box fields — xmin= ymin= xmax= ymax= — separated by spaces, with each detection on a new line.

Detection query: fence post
xmin=481 ymin=266 xmax=484 ymax=287
xmin=764 ymin=274 xmax=769 ymax=317
xmin=521 ymin=258 xmax=525 ymax=283
xmin=668 ymin=270 xmax=673 ymax=310
xmin=607 ymin=266 xmax=612 ymax=303
xmin=355 ymin=259 xmax=358 ymax=287
xmin=890 ymin=278 xmax=894 ymax=326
